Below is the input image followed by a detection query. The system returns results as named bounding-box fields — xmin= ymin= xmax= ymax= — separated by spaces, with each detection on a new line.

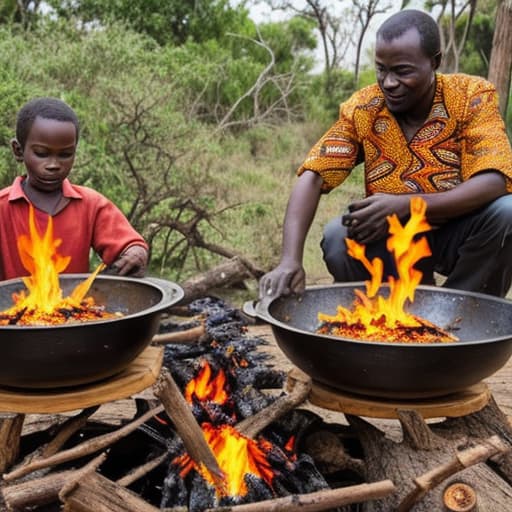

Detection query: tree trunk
xmin=488 ymin=0 xmax=512 ymax=116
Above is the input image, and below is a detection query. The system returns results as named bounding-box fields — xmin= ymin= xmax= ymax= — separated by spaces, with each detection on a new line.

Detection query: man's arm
xmin=344 ymin=171 xmax=507 ymax=244
xmin=259 ymin=170 xmax=323 ymax=298
xmin=420 ymin=171 xmax=507 ymax=223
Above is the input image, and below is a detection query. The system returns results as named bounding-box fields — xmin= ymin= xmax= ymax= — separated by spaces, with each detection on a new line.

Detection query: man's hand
xmin=110 ymin=245 xmax=148 ymax=277
xmin=342 ymin=193 xmax=412 ymax=244
xmin=258 ymin=261 xmax=305 ymax=300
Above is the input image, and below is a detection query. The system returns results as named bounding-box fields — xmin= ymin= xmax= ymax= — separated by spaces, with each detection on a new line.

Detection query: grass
xmin=200 ymin=121 xmax=366 ymax=307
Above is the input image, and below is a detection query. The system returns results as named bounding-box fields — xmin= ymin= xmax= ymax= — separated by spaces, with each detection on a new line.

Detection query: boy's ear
xmin=10 ymin=139 xmax=24 ymax=162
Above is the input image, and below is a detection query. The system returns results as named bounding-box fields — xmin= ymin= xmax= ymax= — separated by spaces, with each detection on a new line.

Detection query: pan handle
xmin=242 ymin=297 xmax=273 ymax=322
xmin=144 ymin=277 xmax=185 ymax=305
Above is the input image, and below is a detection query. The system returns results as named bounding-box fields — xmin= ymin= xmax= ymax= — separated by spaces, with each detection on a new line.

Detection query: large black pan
xmin=250 ymin=283 xmax=512 ymax=399
xmin=0 ymin=274 xmax=183 ymax=389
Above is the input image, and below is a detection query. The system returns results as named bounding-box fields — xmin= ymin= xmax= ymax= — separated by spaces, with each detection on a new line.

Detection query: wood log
xmin=202 ymin=479 xmax=396 ymax=512
xmin=177 ymin=256 xmax=264 ymax=305
xmin=2 ymin=469 xmax=75 ymax=510
xmin=3 ymin=404 xmax=164 ymax=482
xmin=0 ymin=413 xmax=24 ymax=473
xmin=152 ymin=324 xmax=206 ymax=345
xmin=153 ymin=368 xmax=224 ymax=487
xmin=61 ymin=468 xmax=159 ymax=512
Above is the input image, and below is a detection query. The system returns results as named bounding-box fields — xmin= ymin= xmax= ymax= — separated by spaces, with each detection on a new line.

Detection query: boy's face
xmin=14 ymin=116 xmax=77 ymax=193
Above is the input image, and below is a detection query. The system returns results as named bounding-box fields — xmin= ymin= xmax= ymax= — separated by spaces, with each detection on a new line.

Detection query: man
xmin=259 ymin=9 xmax=512 ymax=300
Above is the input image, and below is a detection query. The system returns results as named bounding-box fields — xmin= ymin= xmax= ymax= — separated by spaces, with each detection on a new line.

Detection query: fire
xmin=317 ymin=197 xmax=457 ymax=343
xmin=174 ymin=423 xmax=275 ymax=497
xmin=175 ymin=359 xmax=282 ymax=498
xmin=185 ymin=360 xmax=229 ymax=406
xmin=0 ymin=205 xmax=118 ymax=326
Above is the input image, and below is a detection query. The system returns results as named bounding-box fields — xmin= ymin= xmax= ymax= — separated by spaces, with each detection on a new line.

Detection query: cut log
xmin=346 ymin=397 xmax=512 ymax=511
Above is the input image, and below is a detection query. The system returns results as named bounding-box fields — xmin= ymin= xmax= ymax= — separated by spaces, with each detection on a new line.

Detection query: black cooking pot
xmin=0 ymin=274 xmax=183 ymax=389
xmin=249 ymin=283 xmax=512 ymax=399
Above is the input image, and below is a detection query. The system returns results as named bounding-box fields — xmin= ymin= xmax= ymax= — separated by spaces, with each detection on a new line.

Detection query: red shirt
xmin=0 ymin=177 xmax=148 ymax=280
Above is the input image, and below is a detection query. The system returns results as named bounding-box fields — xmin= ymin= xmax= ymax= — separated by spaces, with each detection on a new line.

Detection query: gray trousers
xmin=321 ymin=195 xmax=512 ymax=297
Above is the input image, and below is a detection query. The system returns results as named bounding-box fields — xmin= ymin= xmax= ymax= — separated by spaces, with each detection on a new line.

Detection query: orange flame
xmin=174 ymin=423 xmax=275 ymax=498
xmin=176 ymin=359 xmax=279 ymax=498
xmin=185 ymin=360 xmax=229 ymax=406
xmin=0 ymin=205 xmax=112 ymax=325
xmin=318 ymin=197 xmax=433 ymax=334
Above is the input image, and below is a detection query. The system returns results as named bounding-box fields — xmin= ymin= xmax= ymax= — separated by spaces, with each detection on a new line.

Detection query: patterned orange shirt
xmin=298 ymin=73 xmax=512 ymax=195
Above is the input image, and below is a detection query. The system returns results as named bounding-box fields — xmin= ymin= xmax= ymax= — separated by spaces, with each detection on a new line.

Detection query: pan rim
xmin=0 ymin=273 xmax=184 ymax=330
xmin=258 ymin=282 xmax=512 ymax=348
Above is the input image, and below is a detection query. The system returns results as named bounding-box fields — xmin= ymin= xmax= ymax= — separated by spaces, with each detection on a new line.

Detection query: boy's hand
xmin=111 ymin=246 xmax=148 ymax=277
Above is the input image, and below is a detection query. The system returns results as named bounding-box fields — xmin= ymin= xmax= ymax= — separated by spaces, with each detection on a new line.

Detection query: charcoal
xmin=232 ymin=387 xmax=275 ymax=419
xmin=161 ymin=470 xmax=189 ymax=508
xmin=187 ymin=474 xmax=216 ymax=512
xmin=188 ymin=296 xmax=229 ymax=315
xmin=207 ymin=321 xmax=246 ymax=342
xmin=234 ymin=365 xmax=285 ymax=389
xmin=163 ymin=343 xmax=209 ymax=362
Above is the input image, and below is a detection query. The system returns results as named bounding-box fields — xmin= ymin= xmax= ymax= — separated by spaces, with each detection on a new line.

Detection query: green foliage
xmin=306 ymin=69 xmax=355 ymax=123
xmin=46 ymin=0 xmax=254 ymax=46
xmin=459 ymin=12 xmax=495 ymax=76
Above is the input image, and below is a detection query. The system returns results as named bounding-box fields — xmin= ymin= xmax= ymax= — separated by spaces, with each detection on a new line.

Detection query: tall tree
xmin=488 ymin=0 xmax=512 ymax=116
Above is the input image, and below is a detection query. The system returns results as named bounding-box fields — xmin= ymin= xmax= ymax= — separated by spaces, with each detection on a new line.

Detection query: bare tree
xmin=214 ymin=32 xmax=299 ymax=133
xmin=488 ymin=0 xmax=512 ymax=116
xmin=262 ymin=0 xmax=391 ymax=91
xmin=431 ymin=0 xmax=477 ymax=73
xmin=352 ymin=0 xmax=391 ymax=85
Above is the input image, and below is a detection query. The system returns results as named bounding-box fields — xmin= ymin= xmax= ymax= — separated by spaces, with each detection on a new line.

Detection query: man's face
xmin=375 ymin=27 xmax=437 ymax=115
xmin=18 ymin=117 xmax=77 ymax=192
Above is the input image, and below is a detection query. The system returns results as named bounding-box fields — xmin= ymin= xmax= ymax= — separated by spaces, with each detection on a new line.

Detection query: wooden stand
xmin=287 ymin=367 xmax=491 ymax=419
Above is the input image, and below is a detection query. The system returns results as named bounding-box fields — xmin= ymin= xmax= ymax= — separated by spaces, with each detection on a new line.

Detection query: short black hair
xmin=377 ymin=9 xmax=441 ymax=58
xmin=15 ymin=97 xmax=80 ymax=149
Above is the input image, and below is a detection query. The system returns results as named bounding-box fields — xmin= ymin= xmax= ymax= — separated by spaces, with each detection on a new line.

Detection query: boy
xmin=0 ymin=96 xmax=148 ymax=280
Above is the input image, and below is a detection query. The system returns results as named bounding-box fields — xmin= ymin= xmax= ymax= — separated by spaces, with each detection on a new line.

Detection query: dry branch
xmin=203 ymin=479 xmax=396 ymax=512
xmin=116 ymin=450 xmax=170 ymax=487
xmin=179 ymin=256 xmax=263 ymax=304
xmin=237 ymin=369 xmax=311 ymax=438
xmin=3 ymin=404 xmax=164 ymax=482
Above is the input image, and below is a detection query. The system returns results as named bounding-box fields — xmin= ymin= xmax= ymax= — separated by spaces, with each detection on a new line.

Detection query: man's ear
xmin=10 ymin=139 xmax=23 ymax=162
xmin=432 ymin=52 xmax=442 ymax=71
